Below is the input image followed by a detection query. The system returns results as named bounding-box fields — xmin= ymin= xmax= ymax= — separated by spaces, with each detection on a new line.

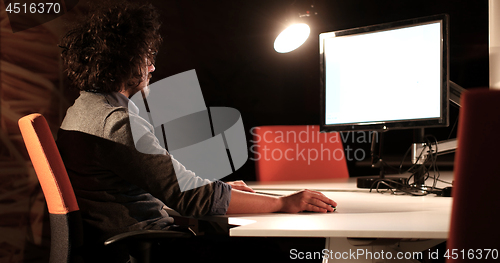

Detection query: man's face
xmin=138 ymin=62 xmax=155 ymax=97
xmin=121 ymin=55 xmax=156 ymax=98
xmin=129 ymin=59 xmax=155 ymax=98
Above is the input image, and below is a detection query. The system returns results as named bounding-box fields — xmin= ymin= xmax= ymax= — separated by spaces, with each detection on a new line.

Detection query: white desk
xmin=226 ymin=172 xmax=454 ymax=263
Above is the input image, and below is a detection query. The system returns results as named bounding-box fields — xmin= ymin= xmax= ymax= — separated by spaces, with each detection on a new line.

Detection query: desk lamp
xmin=274 ymin=1 xmax=317 ymax=53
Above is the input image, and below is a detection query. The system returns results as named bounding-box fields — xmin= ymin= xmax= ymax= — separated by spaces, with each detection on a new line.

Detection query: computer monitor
xmin=320 ymin=14 xmax=449 ymax=133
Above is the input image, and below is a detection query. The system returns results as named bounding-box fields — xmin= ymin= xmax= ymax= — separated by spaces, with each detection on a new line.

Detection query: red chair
xmin=447 ymin=89 xmax=500 ymax=262
xmin=19 ymin=113 xmax=83 ymax=263
xmin=19 ymin=113 xmax=192 ymax=263
xmin=252 ymin=125 xmax=349 ymax=181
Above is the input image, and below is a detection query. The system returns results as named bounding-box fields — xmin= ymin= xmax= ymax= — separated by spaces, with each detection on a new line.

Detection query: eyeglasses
xmin=147 ymin=49 xmax=158 ymax=66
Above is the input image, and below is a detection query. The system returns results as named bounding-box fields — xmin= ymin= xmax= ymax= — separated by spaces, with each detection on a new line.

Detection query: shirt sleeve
xmin=169 ymin=154 xmax=232 ymax=215
xmin=210 ymin=180 xmax=232 ymax=215
xmin=102 ymin=108 xmax=231 ymax=217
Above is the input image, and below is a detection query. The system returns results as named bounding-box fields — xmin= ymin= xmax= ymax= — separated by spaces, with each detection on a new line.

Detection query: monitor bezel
xmin=319 ymin=14 xmax=449 ymax=132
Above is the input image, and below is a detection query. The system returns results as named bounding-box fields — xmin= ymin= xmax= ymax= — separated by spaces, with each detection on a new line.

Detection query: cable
xmin=398 ymin=144 xmax=413 ymax=173
xmin=371 ymin=134 xmax=452 ymax=196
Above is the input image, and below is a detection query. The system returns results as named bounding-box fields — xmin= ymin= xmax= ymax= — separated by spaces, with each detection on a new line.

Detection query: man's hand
xmin=279 ymin=189 xmax=337 ymax=213
xmin=226 ymin=180 xmax=255 ymax=193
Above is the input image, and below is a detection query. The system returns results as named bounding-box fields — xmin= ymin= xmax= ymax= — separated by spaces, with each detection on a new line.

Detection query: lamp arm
xmin=412 ymin=138 xmax=458 ymax=165
xmin=450 ymin=80 xmax=466 ymax=107
xmin=411 ymin=80 xmax=466 ymax=165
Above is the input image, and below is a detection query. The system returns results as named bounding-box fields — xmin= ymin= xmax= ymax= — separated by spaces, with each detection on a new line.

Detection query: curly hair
xmin=60 ymin=2 xmax=162 ymax=93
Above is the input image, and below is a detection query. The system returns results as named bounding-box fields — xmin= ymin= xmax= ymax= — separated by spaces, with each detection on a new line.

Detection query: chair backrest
xmin=252 ymin=125 xmax=349 ymax=181
xmin=447 ymin=89 xmax=500 ymax=262
xmin=18 ymin=113 xmax=83 ymax=263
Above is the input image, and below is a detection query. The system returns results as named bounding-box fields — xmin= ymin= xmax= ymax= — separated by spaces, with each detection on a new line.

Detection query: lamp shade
xmin=274 ymin=23 xmax=311 ymax=53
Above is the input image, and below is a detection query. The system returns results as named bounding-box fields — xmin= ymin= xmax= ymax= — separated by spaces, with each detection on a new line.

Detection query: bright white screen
xmin=324 ymin=22 xmax=442 ymax=125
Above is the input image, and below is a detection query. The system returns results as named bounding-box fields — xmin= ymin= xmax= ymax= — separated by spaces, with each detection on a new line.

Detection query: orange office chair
xmin=447 ymin=89 xmax=500 ymax=262
xmin=252 ymin=125 xmax=349 ymax=181
xmin=18 ymin=113 xmax=192 ymax=263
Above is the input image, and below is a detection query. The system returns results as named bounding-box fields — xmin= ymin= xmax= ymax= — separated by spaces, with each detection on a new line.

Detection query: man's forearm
xmin=226 ymin=189 xmax=282 ymax=214
xmin=226 ymin=188 xmax=337 ymax=214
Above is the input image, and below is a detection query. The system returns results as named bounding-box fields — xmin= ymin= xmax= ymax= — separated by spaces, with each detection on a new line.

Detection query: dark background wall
xmin=147 ymin=0 xmax=489 ymax=180
xmin=0 ymin=1 xmax=490 ymax=261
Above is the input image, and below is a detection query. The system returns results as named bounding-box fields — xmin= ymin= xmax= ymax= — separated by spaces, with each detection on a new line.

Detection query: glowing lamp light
xmin=274 ymin=23 xmax=311 ymax=53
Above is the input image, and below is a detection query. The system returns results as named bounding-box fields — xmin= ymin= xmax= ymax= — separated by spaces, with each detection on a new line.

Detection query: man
xmin=57 ymin=2 xmax=337 ymax=262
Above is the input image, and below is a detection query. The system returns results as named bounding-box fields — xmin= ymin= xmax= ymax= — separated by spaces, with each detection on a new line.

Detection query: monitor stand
xmin=356 ymin=130 xmax=407 ymax=190
xmin=411 ymin=128 xmax=427 ymax=193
